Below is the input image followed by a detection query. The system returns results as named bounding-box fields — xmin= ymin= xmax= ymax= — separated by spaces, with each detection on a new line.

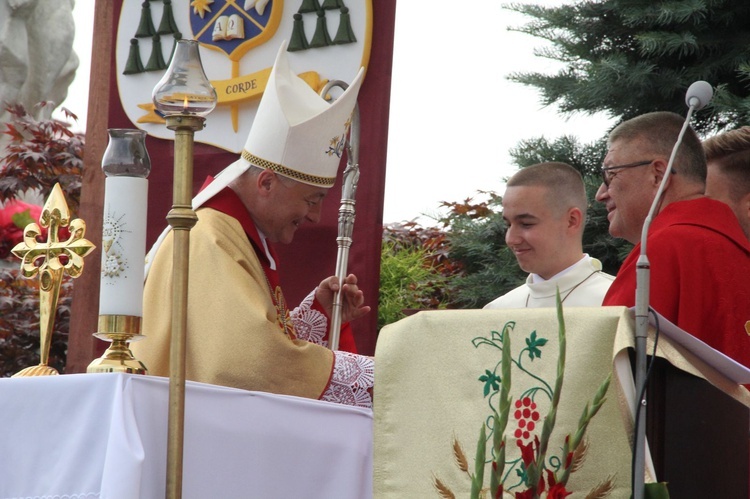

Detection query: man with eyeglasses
xmin=595 ymin=111 xmax=750 ymax=368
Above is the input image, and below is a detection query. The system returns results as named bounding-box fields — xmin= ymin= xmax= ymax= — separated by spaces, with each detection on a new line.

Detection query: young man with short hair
xmin=484 ymin=162 xmax=614 ymax=309
xmin=703 ymin=126 xmax=750 ymax=240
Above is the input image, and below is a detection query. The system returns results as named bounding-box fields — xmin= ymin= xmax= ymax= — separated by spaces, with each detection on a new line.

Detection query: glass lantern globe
xmin=152 ymin=39 xmax=217 ymax=117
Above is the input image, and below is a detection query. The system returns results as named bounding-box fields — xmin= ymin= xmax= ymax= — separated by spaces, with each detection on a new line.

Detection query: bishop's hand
xmin=315 ymin=273 xmax=370 ymax=325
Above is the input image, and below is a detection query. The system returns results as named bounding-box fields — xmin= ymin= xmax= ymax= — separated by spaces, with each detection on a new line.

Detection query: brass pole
xmin=164 ymin=114 xmax=203 ymax=499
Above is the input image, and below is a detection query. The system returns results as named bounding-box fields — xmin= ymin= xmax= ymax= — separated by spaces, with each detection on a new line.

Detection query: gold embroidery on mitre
xmin=745 ymin=320 xmax=750 ymax=336
xmin=326 ymin=117 xmax=352 ymax=158
xmin=274 ymin=286 xmax=296 ymax=339
xmin=241 ymin=150 xmax=336 ymax=187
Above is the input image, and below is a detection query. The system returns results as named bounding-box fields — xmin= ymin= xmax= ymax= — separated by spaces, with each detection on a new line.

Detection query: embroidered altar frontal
xmin=374 ymin=307 xmax=634 ymax=498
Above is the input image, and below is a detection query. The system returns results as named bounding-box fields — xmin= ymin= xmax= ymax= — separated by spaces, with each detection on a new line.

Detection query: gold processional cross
xmin=11 ymin=184 xmax=95 ymax=376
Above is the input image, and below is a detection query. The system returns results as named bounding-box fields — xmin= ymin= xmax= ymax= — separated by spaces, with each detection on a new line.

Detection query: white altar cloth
xmin=0 ymin=373 xmax=373 ymax=499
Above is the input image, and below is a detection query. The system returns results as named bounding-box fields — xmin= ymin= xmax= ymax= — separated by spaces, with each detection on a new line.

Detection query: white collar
xmin=530 ymin=254 xmax=589 ymax=284
xmin=256 ymin=228 xmax=277 ymax=271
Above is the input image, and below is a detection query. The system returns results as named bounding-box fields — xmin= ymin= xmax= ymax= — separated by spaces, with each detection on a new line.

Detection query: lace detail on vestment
xmin=320 ymin=351 xmax=374 ymax=409
xmin=291 ymin=289 xmax=328 ymax=347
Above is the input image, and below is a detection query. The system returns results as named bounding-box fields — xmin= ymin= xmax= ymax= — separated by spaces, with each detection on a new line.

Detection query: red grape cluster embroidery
xmin=514 ymin=396 xmax=540 ymax=443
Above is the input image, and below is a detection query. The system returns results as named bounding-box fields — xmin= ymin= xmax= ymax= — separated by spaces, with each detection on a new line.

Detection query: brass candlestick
xmin=11 ymin=183 xmax=96 ymax=376
xmin=164 ymin=113 xmax=202 ymax=499
xmin=152 ymin=38 xmax=217 ymax=499
xmin=87 ymin=315 xmax=147 ymax=374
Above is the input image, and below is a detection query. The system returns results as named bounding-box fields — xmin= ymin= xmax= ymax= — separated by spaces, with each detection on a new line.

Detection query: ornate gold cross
xmin=11 ymin=183 xmax=95 ymax=376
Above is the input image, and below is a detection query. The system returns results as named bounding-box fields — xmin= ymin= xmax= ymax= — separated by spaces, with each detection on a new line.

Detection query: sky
xmin=60 ymin=0 xmax=615 ymax=225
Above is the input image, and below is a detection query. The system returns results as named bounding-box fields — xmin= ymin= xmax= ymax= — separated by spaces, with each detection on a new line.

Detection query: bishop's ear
xmin=256 ymin=168 xmax=276 ymax=193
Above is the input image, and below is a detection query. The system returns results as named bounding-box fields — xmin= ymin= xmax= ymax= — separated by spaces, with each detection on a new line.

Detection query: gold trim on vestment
xmin=241 ymin=149 xmax=336 ymax=187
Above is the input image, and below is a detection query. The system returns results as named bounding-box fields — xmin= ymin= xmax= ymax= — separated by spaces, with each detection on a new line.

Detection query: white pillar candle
xmin=99 ymin=176 xmax=149 ymax=316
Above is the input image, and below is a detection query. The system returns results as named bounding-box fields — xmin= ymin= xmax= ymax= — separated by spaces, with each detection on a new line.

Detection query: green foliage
xmin=507 ymin=135 xmax=606 ymax=178
xmin=378 ymin=221 xmax=462 ymax=329
xmin=505 ymin=0 xmax=750 ymax=134
xmin=378 ymin=240 xmax=448 ymax=330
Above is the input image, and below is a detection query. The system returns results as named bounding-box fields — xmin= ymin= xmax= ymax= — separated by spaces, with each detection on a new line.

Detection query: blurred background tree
xmin=0 ymin=104 xmax=83 ymax=211
xmin=379 ymin=221 xmax=459 ymax=328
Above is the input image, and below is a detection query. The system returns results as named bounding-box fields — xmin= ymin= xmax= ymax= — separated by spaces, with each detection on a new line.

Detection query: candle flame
xmin=183 ymin=95 xmax=189 ymax=112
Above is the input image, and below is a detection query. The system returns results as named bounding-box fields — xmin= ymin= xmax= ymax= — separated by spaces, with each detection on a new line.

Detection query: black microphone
xmin=631 ymin=81 xmax=714 ymax=499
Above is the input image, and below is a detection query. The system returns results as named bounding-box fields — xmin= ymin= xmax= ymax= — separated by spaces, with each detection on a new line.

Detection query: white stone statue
xmin=0 ymin=0 xmax=79 ymax=204
xmin=0 ymin=0 xmax=79 ymax=123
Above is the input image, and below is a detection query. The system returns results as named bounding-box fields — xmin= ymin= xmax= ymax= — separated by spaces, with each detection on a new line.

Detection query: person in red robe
xmin=595 ymin=111 xmax=750 ymax=368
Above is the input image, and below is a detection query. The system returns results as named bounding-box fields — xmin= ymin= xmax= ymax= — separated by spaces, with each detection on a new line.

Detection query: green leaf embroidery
xmin=479 ymin=369 xmax=501 ymax=397
xmin=525 ymin=331 xmax=548 ymax=360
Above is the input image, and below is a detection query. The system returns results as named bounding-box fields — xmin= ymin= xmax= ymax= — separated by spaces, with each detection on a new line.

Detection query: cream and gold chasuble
xmin=373 ymin=307 xmax=750 ymax=497
xmin=134 ymin=207 xmax=369 ymax=402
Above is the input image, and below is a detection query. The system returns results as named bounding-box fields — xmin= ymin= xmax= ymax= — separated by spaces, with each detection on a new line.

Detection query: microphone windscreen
xmin=685 ymin=81 xmax=713 ymax=110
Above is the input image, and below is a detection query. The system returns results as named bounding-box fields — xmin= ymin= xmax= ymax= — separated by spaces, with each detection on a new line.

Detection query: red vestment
xmin=604 ymin=197 xmax=750 ymax=368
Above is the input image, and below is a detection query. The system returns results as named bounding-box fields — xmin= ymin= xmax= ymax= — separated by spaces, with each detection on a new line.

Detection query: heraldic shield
xmin=116 ymin=0 xmax=371 ymax=153
xmin=190 ymin=0 xmax=282 ymax=61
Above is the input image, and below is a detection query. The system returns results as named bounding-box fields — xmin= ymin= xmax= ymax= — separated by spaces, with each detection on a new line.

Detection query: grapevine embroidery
xmin=432 ymin=295 xmax=614 ymax=498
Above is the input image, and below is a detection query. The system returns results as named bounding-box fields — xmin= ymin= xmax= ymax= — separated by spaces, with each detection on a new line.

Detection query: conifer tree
xmin=506 ymin=0 xmax=750 ymax=133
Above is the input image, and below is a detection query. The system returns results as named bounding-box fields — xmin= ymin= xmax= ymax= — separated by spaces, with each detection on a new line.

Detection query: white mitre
xmin=144 ymin=41 xmax=364 ymax=277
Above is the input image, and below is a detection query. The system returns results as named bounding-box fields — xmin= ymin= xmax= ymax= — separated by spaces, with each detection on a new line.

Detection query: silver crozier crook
xmin=321 ymin=80 xmax=360 ymax=351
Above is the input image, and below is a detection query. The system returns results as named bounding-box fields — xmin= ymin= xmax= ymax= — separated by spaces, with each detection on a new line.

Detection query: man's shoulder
xmin=592 ymin=270 xmax=616 ymax=284
xmin=657 ymin=198 xmax=746 ymax=242
xmin=587 ymin=257 xmax=616 ymax=282
xmin=194 ymin=207 xmax=246 ymax=235
xmin=650 ymin=214 xmax=746 ymax=251
xmin=191 ymin=208 xmax=258 ymax=259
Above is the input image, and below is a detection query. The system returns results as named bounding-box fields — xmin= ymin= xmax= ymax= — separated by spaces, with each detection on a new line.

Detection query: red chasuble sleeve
xmin=604 ymin=198 xmax=750 ymax=368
